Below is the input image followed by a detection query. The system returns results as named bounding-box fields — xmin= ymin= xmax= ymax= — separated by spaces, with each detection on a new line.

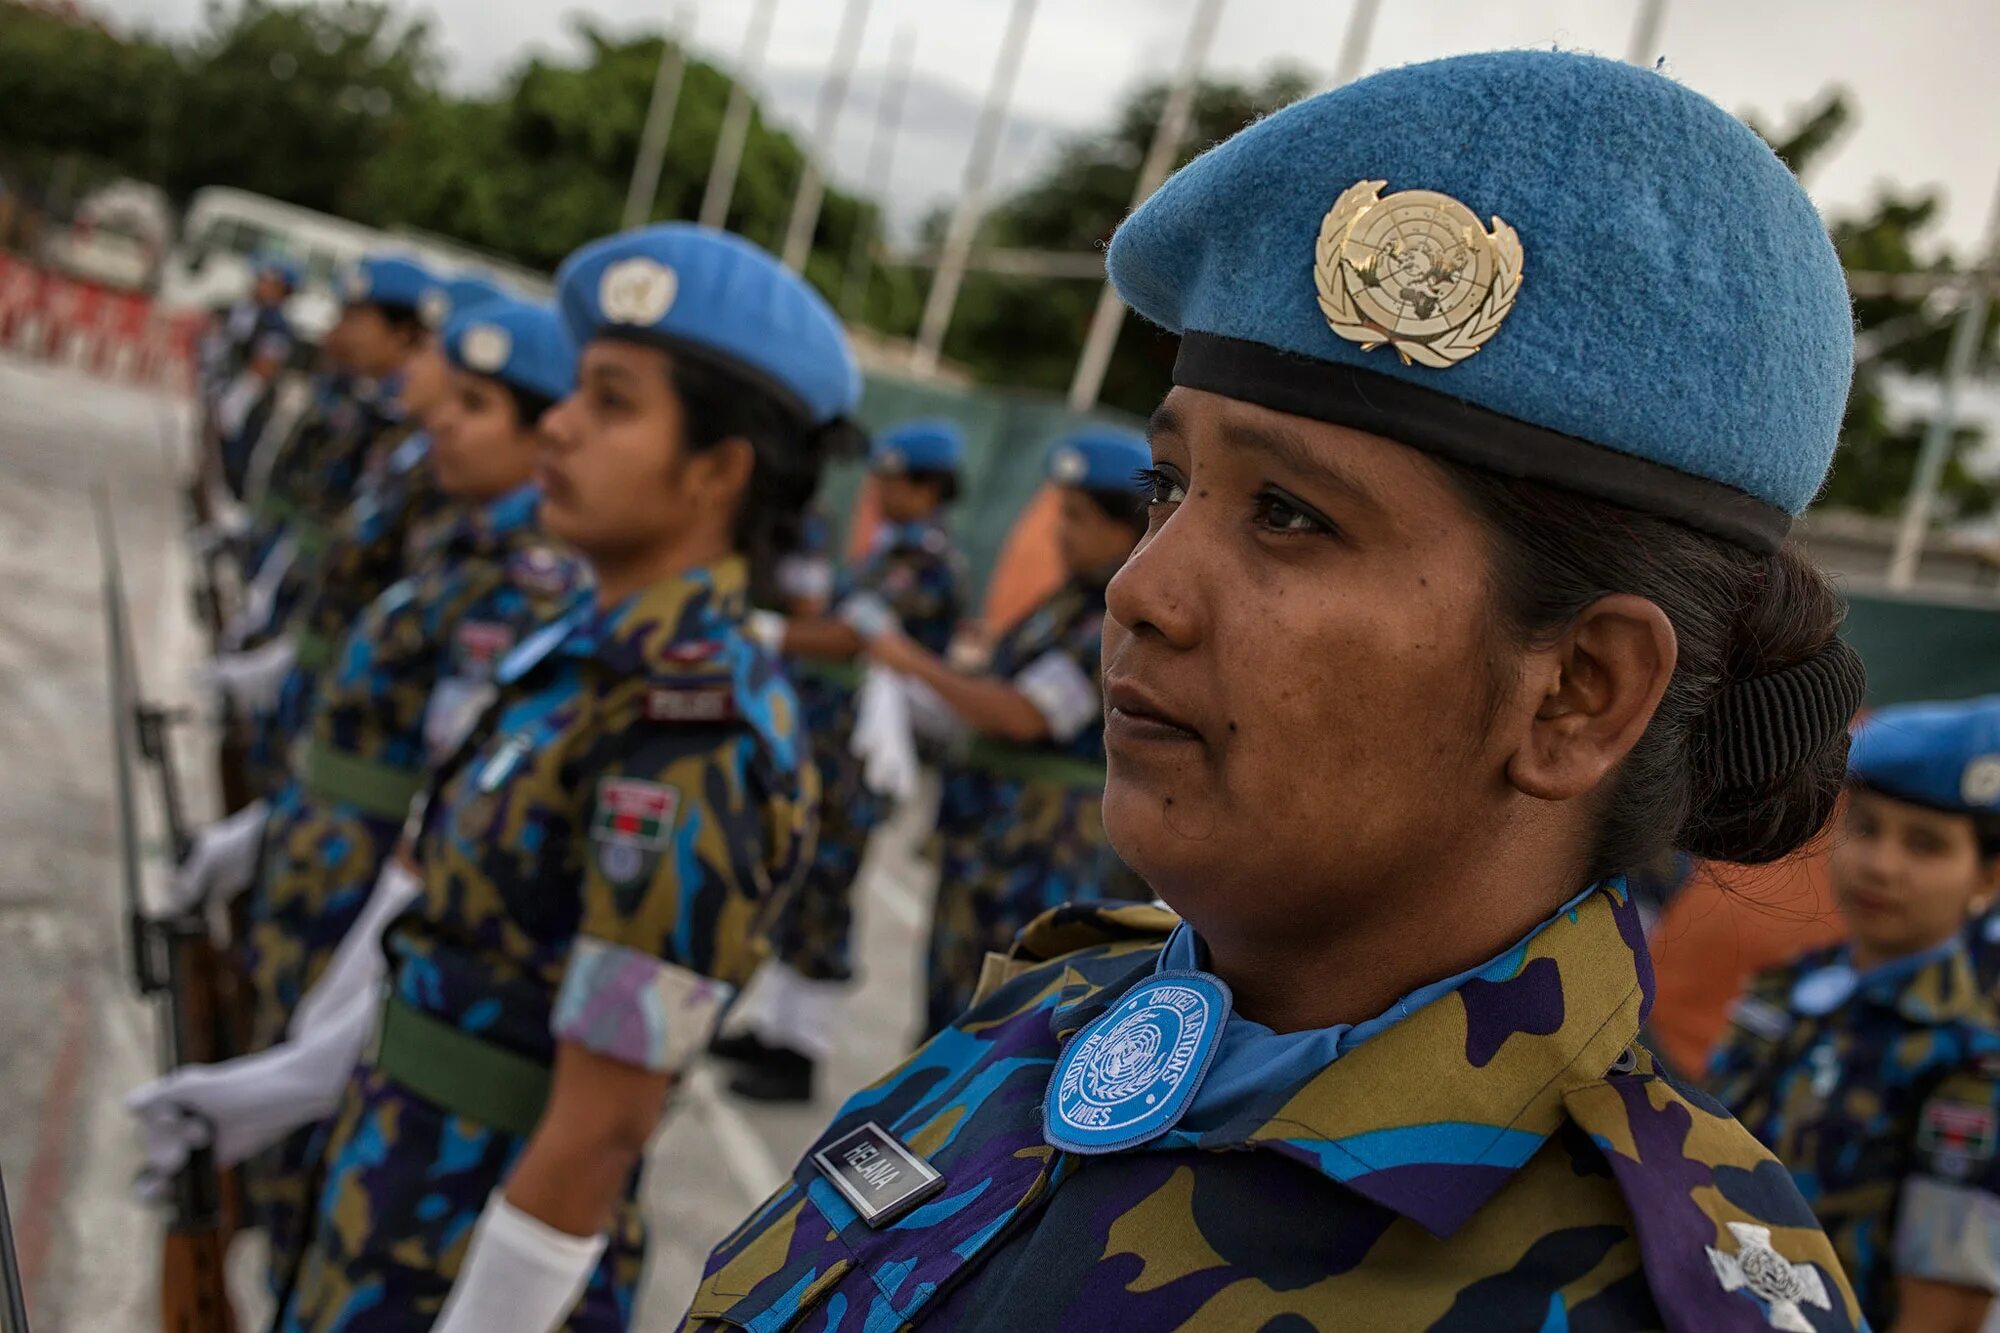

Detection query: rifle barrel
xmin=0 ymin=1168 xmax=28 ymax=1333
xmin=96 ymin=484 xmax=161 ymax=998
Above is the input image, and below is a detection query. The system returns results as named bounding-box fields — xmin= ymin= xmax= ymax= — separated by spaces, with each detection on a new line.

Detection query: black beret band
xmin=1172 ymin=331 xmax=1792 ymax=555
xmin=1701 ymin=640 xmax=1868 ymax=792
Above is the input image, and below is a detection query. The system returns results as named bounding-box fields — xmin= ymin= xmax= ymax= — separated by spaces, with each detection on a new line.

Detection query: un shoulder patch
xmin=1044 ymin=970 xmax=1229 ymax=1155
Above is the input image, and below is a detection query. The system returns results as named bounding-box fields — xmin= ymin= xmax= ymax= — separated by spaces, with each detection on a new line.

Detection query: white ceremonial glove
xmin=288 ymin=859 xmax=420 ymax=1040
xmin=123 ymin=981 xmax=377 ymax=1202
xmin=214 ymin=373 xmax=263 ymax=442
xmin=836 ymin=592 xmax=899 ymax=643
xmin=191 ymin=511 xmax=250 ymax=556
xmin=744 ymin=608 xmax=787 ymax=654
xmin=223 ymin=534 xmax=297 ymax=650
xmin=852 ymin=666 xmax=920 ymax=803
xmin=902 ymin=674 xmax=970 ymax=749
xmin=201 ymin=636 xmax=296 ymax=715
xmin=159 ymin=799 xmax=268 ymax=916
xmin=431 ymin=1193 xmax=607 ymax=1333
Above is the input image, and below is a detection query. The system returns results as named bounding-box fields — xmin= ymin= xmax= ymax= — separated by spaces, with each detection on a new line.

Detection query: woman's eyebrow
xmin=1220 ymin=415 xmax=1383 ymax=515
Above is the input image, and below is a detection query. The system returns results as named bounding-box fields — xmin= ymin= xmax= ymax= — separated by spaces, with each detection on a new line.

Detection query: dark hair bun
xmin=1676 ymin=549 xmax=1864 ymax=865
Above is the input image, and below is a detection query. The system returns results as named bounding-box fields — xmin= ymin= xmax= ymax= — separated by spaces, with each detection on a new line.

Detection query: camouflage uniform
xmin=279 ymin=556 xmax=817 ymax=1332
xmin=244 ymin=485 xmax=584 ymax=1288
xmin=925 ymin=574 xmax=1142 ymax=1037
xmin=773 ymin=519 xmax=965 ymax=983
xmin=687 ymin=883 xmax=1866 ymax=1330
xmin=1709 ymin=940 xmax=2000 ymax=1325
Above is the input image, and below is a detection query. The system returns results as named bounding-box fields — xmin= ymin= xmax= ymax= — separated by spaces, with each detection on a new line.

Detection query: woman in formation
xmin=277 ymin=223 xmax=859 ymax=1333
xmin=1711 ymin=696 xmax=2000 ymax=1330
xmin=686 ymin=49 xmax=1876 ymax=1330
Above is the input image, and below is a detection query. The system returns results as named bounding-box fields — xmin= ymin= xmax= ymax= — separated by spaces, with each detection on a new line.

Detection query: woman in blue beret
xmin=686 ymin=49 xmax=1875 ymax=1331
xmin=1711 ymin=697 xmax=2000 ymax=1329
xmin=274 ymin=224 xmax=857 ymax=1333
xmin=718 ymin=418 xmax=970 ymax=1102
xmin=862 ymin=427 xmax=1154 ymax=1039
xmin=204 ymin=253 xmax=298 ymax=498
xmin=131 ymin=297 xmax=590 ymax=1296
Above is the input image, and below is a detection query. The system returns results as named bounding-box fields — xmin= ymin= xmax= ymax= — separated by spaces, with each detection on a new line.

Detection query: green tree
xmin=0 ymin=3 xmax=181 ymax=190
xmin=918 ymin=69 xmax=1315 ymax=414
xmin=1754 ymin=92 xmax=1998 ymax=519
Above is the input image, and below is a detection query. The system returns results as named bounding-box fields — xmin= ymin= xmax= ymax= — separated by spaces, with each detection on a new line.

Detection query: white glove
xmin=201 ymin=636 xmax=296 ymax=715
xmin=160 ymin=800 xmax=268 ymax=916
xmin=289 ymin=860 xmax=419 ymax=1040
xmin=223 ymin=534 xmax=297 ymax=649
xmin=191 ymin=511 xmax=250 ymax=556
xmin=432 ymin=1193 xmax=607 ymax=1333
xmin=744 ymin=608 xmax=787 ymax=654
xmin=902 ymin=674 xmax=970 ymax=749
xmin=214 ymin=373 xmax=264 ymax=442
xmin=851 ymin=666 xmax=920 ymax=803
xmin=836 ymin=592 xmax=899 ymax=642
xmin=123 ymin=981 xmax=377 ymax=1201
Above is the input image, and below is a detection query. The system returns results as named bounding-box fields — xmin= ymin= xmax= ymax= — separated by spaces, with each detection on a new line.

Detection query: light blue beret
xmin=420 ymin=273 xmax=508 ymax=330
xmin=440 ymin=298 xmax=576 ymax=405
xmin=1048 ymin=427 xmax=1151 ymax=497
xmin=1850 ymin=697 xmax=2000 ymax=815
xmin=254 ymin=255 xmax=302 ymax=291
xmin=555 ymin=223 xmax=860 ymax=428
xmin=1107 ymin=49 xmax=1853 ymax=551
xmin=341 ymin=254 xmax=438 ymax=315
xmin=873 ymin=418 xmax=965 ymax=475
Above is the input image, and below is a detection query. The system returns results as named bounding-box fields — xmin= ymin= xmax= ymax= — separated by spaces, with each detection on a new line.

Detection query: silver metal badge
xmin=460 ymin=324 xmax=512 ymax=374
xmin=599 ymin=257 xmax=678 ymax=327
xmin=811 ymin=1122 xmax=946 ymax=1228
xmin=1706 ymin=1222 xmax=1832 ymax=1333
xmin=1964 ymin=755 xmax=2000 ymax=807
xmin=1051 ymin=446 xmax=1087 ymax=485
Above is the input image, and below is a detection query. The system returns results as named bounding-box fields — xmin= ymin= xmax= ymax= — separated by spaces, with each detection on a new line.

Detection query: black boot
xmin=727 ymin=1044 xmax=816 ymax=1103
xmin=709 ymin=1030 xmax=779 ymax=1065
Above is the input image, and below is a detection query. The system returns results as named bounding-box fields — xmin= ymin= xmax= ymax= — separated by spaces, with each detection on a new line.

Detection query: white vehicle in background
xmin=41 ymin=180 xmax=173 ymax=291
xmin=157 ymin=186 xmax=547 ymax=346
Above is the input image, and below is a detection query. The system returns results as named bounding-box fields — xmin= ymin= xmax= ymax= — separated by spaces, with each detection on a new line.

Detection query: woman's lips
xmin=1104 ymin=675 xmax=1203 ymax=747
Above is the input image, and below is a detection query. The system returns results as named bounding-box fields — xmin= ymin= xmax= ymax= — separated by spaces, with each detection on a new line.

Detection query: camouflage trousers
xmin=278 ymin=1067 xmax=646 ymax=1331
xmin=924 ymin=770 xmax=1145 ymax=1039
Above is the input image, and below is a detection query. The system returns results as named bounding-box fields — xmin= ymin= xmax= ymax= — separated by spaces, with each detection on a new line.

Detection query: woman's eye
xmin=1251 ymin=488 xmax=1334 ymax=536
xmin=1137 ymin=467 xmax=1186 ymax=506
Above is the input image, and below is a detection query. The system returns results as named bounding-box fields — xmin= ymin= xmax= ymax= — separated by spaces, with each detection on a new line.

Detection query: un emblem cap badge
xmin=1044 ymin=970 xmax=1230 ymax=1155
xmin=1314 ymin=180 xmax=1523 ymax=369
xmin=599 ymin=257 xmax=678 ymax=327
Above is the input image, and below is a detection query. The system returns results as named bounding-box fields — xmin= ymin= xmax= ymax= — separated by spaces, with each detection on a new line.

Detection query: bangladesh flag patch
xmin=591 ymin=778 xmax=679 ymax=851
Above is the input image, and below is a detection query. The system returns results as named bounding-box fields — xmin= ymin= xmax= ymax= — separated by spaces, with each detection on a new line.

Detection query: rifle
xmin=97 ymin=486 xmax=239 ymax=1333
xmin=0 ymin=1169 xmax=29 ymax=1333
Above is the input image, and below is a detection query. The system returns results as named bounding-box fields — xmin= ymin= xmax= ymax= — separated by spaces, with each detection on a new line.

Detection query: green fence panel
xmin=821 ymin=371 xmax=1144 ymax=605
xmin=1842 ymin=589 xmax=2000 ymax=707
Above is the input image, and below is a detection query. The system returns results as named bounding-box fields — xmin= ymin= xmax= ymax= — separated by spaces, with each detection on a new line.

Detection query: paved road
xmin=0 ymin=352 xmax=940 ymax=1331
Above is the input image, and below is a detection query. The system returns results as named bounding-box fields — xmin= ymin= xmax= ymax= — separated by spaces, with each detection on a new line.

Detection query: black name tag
xmin=811 ymin=1122 xmax=946 ymax=1228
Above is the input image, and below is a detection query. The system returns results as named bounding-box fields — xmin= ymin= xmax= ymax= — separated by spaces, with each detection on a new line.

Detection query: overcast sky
xmin=106 ymin=0 xmax=2000 ymax=253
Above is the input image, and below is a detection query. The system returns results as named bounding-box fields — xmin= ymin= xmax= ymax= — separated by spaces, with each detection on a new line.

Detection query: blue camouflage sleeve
xmin=1895 ymin=1048 xmax=2000 ymax=1296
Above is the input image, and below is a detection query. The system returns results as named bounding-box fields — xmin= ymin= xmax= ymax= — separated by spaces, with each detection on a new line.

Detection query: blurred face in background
xmin=428 ymin=366 xmax=540 ymax=502
xmin=876 ymin=471 xmax=946 ymax=524
xmin=339 ymin=303 xmax=421 ymax=380
xmin=1056 ymin=485 xmax=1143 ymax=580
xmin=253 ymin=271 xmax=289 ymax=307
xmin=399 ymin=333 xmax=451 ymax=421
xmin=1832 ymin=786 xmax=2000 ymax=967
xmin=537 ymin=340 xmax=745 ymax=569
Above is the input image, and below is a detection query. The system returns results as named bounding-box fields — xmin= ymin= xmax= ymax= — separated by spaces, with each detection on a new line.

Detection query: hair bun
xmin=809 ymin=417 xmax=870 ymax=464
xmin=1698 ymin=640 xmax=1867 ymax=792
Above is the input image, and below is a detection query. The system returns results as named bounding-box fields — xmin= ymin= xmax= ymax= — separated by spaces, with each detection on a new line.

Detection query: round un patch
xmin=1044 ymin=971 xmax=1230 ymax=1154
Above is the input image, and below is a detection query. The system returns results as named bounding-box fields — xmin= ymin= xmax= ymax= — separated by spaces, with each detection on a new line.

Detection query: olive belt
xmin=300 ymin=742 xmax=425 ymax=821
xmin=372 ymin=993 xmax=552 ymax=1138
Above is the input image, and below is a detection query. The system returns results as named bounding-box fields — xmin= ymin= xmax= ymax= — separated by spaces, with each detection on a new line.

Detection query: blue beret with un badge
xmin=1048 ymin=427 xmax=1150 ymax=497
xmin=873 ymin=418 xmax=965 ymax=476
xmin=341 ymin=254 xmax=438 ymax=316
xmin=1106 ymin=49 xmax=1854 ymax=553
xmin=441 ymin=297 xmax=576 ymax=404
xmin=1849 ymin=697 xmax=2000 ymax=815
xmin=420 ymin=273 xmax=508 ymax=331
xmin=555 ymin=223 xmax=861 ymax=429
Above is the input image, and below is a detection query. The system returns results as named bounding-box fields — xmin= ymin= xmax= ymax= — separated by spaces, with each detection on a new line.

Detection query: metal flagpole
xmin=1329 ymin=0 xmax=1381 ymax=89
xmin=699 ymin=0 xmax=781 ymax=231
xmin=840 ymin=26 xmax=915 ymax=320
xmin=1066 ymin=0 xmax=1229 ymax=411
xmin=1887 ymin=171 xmax=2000 ymax=590
xmin=910 ymin=0 xmax=1038 ymax=377
xmin=622 ymin=6 xmax=694 ymax=232
xmin=781 ymin=0 xmax=872 ymax=272
xmin=1625 ymin=0 xmax=1668 ymax=65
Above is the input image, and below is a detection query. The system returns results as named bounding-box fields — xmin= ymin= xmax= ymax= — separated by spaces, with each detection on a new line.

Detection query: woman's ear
xmin=691 ymin=436 xmax=757 ymax=514
xmin=1506 ymin=594 xmax=1678 ymax=802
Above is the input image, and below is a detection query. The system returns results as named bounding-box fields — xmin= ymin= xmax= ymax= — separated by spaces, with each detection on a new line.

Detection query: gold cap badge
xmin=1314 ymin=181 xmax=1523 ymax=369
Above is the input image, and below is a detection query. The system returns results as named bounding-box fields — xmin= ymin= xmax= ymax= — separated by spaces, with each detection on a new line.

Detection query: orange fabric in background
xmin=980 ymin=484 xmax=1065 ymax=634
xmin=1646 ymin=838 xmax=1846 ymax=1077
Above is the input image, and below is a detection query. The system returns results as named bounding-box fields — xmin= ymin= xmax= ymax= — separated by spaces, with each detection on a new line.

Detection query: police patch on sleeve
xmin=1920 ymin=1098 xmax=1999 ymax=1178
xmin=589 ymin=778 xmax=679 ymax=888
xmin=1044 ymin=970 xmax=1229 ymax=1154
